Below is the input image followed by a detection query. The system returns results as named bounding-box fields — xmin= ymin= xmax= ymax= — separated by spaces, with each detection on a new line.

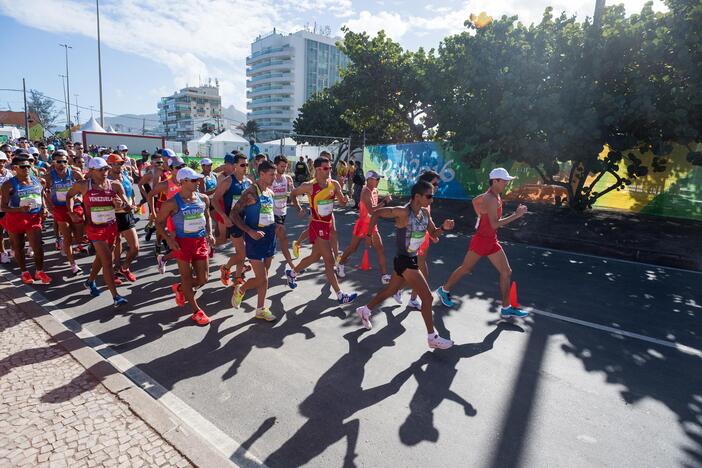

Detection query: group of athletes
xmin=0 ymin=141 xmax=529 ymax=350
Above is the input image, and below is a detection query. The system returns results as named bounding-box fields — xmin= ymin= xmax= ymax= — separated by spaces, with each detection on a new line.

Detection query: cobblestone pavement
xmin=0 ymin=290 xmax=193 ymax=468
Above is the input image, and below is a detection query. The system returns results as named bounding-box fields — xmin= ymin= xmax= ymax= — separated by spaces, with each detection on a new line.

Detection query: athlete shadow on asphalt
xmin=399 ymin=322 xmax=524 ymax=446
xmin=136 ymin=288 xmax=348 ymax=390
xmin=264 ymin=309 xmax=417 ymax=468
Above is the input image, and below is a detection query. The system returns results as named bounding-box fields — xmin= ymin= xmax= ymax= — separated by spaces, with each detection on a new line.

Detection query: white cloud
xmin=343 ymin=10 xmax=411 ymax=40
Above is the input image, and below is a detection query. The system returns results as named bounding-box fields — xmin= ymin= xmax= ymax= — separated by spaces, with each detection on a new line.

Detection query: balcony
xmin=247 ymin=97 xmax=293 ymax=109
xmin=247 ymin=59 xmax=293 ymax=74
xmin=246 ymin=45 xmax=293 ymax=65
xmin=247 ymin=73 xmax=292 ymax=86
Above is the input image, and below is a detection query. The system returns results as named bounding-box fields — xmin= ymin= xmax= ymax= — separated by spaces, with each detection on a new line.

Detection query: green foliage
xmin=28 ymin=89 xmax=61 ymax=130
xmin=237 ymin=120 xmax=260 ymax=139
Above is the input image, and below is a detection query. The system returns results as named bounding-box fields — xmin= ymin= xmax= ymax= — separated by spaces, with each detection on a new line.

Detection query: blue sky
xmin=0 ymin=0 xmax=665 ymax=124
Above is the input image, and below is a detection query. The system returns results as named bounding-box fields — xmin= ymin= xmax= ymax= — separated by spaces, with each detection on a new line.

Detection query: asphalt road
xmin=2 ymin=206 xmax=701 ymax=468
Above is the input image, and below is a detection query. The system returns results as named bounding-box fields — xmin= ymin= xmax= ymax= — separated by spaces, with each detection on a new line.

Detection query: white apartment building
xmin=158 ymin=84 xmax=223 ymax=142
xmin=246 ymin=29 xmax=349 ymax=141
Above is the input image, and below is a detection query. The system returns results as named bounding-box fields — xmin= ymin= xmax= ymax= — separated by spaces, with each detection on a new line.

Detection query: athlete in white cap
xmin=435 ymin=167 xmax=529 ymax=318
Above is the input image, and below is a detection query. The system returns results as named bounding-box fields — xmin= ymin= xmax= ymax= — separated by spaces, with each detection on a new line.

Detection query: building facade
xmin=246 ymin=29 xmax=349 ymax=141
xmin=158 ymin=85 xmax=223 ymax=142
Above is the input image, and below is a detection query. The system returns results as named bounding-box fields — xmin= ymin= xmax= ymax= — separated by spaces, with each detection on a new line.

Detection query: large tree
xmin=28 ymin=89 xmax=61 ymax=130
xmin=236 ymin=120 xmax=259 ymax=140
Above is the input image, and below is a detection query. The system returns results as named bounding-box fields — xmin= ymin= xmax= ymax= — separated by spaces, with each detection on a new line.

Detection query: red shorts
xmin=469 ymin=235 xmax=502 ymax=257
xmin=173 ymin=237 xmax=209 ymax=262
xmin=352 ymin=218 xmax=377 ymax=238
xmin=86 ymin=223 xmax=118 ymax=245
xmin=52 ymin=205 xmax=84 ymax=224
xmin=167 ymin=216 xmax=175 ymax=233
xmin=418 ymin=232 xmax=431 ymax=257
xmin=309 ymin=219 xmax=332 ymax=245
xmin=2 ymin=212 xmax=43 ymax=234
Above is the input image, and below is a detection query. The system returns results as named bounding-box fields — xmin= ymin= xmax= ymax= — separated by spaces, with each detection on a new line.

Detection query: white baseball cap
xmin=118 ymin=144 xmax=128 ymax=151
xmin=366 ymin=170 xmax=384 ymax=179
xmin=200 ymin=158 xmax=213 ymax=166
xmin=0 ymin=152 xmax=8 ymax=161
xmin=176 ymin=167 xmax=204 ymax=182
xmin=87 ymin=157 xmax=108 ymax=170
xmin=28 ymin=146 xmax=39 ymax=155
xmin=488 ymin=167 xmax=516 ymax=180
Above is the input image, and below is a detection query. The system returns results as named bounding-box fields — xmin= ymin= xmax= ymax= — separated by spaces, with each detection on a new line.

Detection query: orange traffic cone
xmin=359 ymin=248 xmax=371 ymax=270
xmin=510 ymin=281 xmax=519 ymax=308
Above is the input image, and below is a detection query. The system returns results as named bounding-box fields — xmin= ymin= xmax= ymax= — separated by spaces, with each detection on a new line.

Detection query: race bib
xmin=184 ymin=212 xmax=206 ymax=234
xmin=408 ymin=230 xmax=426 ymax=254
xmin=56 ymin=189 xmax=69 ymax=202
xmin=317 ymin=199 xmax=333 ymax=217
xmin=91 ymin=206 xmax=116 ymax=224
xmin=258 ymin=203 xmax=274 ymax=227
xmin=273 ymin=194 xmax=287 ymax=209
xmin=20 ymin=193 xmax=41 ymax=209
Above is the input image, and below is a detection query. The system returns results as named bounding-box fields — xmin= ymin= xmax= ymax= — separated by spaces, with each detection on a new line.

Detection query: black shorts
xmin=394 ymin=254 xmax=418 ymax=276
xmin=0 ymin=212 xmax=5 ymax=220
xmin=228 ymin=226 xmax=244 ymax=239
xmin=116 ymin=212 xmax=136 ymax=232
xmin=274 ymin=214 xmax=286 ymax=225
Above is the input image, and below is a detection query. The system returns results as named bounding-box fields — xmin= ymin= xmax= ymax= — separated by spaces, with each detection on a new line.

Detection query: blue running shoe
xmin=113 ymin=295 xmax=128 ymax=307
xmin=338 ymin=292 xmax=358 ymax=304
xmin=500 ymin=306 xmax=529 ymax=318
xmin=285 ymin=269 xmax=297 ymax=289
xmin=436 ymin=287 xmax=455 ymax=307
xmin=84 ymin=280 xmax=100 ymax=297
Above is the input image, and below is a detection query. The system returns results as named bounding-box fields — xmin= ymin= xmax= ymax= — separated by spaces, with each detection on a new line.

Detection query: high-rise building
xmin=246 ymin=29 xmax=349 ymax=141
xmin=158 ymin=84 xmax=223 ymax=142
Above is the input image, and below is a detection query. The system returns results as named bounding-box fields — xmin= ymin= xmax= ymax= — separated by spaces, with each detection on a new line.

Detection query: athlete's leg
xmin=26 ymin=229 xmax=44 ymax=272
xmin=120 ymin=228 xmax=140 ymax=271
xmin=402 ymin=269 xmax=436 ymax=334
xmin=443 ymin=249 xmax=483 ymax=292
xmin=58 ymin=222 xmax=76 ymax=265
xmin=275 ymin=224 xmax=295 ymax=270
xmin=318 ymin=238 xmax=342 ymax=294
xmin=92 ymin=240 xmax=119 ymax=297
xmin=9 ymin=232 xmax=27 ymax=271
xmin=371 ymin=230 xmax=387 ymax=276
xmin=487 ymin=248 xmax=512 ymax=307
xmin=293 ymin=241 xmax=322 ymax=273
xmin=367 ymin=273 xmax=406 ymax=309
xmin=338 ymin=235 xmax=363 ymax=265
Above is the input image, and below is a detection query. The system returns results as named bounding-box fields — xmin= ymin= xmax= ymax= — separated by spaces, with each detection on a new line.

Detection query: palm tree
xmin=236 ymin=120 xmax=259 ymax=140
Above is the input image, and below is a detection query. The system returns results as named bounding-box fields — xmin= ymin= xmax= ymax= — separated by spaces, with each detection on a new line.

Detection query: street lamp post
xmin=96 ymin=0 xmax=105 ymax=128
xmin=59 ymin=74 xmax=68 ymax=129
xmin=59 ymin=43 xmax=72 ymax=128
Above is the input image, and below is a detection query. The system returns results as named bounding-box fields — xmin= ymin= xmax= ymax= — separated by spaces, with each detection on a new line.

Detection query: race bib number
xmin=408 ymin=230 xmax=426 ymax=254
xmin=20 ymin=193 xmax=41 ymax=210
xmin=273 ymin=194 xmax=287 ymax=209
xmin=91 ymin=206 xmax=116 ymax=224
xmin=184 ymin=212 xmax=206 ymax=234
xmin=258 ymin=203 xmax=274 ymax=227
xmin=317 ymin=199 xmax=333 ymax=217
xmin=56 ymin=189 xmax=69 ymax=202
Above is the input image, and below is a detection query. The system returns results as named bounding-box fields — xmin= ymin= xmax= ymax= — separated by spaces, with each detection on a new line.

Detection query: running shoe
xmin=0 ymin=252 xmax=10 ymax=264
xmin=231 ymin=284 xmax=244 ymax=308
xmin=285 ymin=269 xmax=297 ymax=289
xmin=428 ymin=333 xmax=454 ymax=349
xmin=144 ymin=224 xmax=156 ymax=242
xmin=21 ymin=271 xmax=33 ymax=284
xmin=70 ymin=263 xmax=82 ymax=276
xmin=435 ymin=287 xmax=455 ymax=307
xmin=113 ymin=295 xmax=128 ymax=307
xmin=34 ymin=271 xmax=52 ymax=284
xmin=26 ymin=247 xmax=34 ymax=258
xmin=356 ymin=305 xmax=372 ymax=330
xmin=84 ymin=280 xmax=100 ymax=297
xmin=408 ymin=297 xmax=422 ymax=309
xmin=292 ymin=240 xmax=300 ymax=259
xmin=172 ymin=283 xmax=185 ymax=307
xmin=191 ymin=310 xmax=210 ymax=325
xmin=157 ymin=254 xmax=166 ymax=274
xmin=336 ymin=264 xmax=346 ymax=278
xmin=219 ymin=265 xmax=231 ymax=286
xmin=119 ymin=267 xmax=137 ymax=282
xmin=500 ymin=306 xmax=529 ymax=318
xmin=338 ymin=292 xmax=358 ymax=304
xmin=255 ymin=308 xmax=276 ymax=322
xmin=55 ymin=236 xmax=63 ymax=253
xmin=392 ymin=290 xmax=403 ymax=304
xmin=113 ymin=275 xmax=123 ymax=286
xmin=381 ymin=274 xmax=391 ymax=285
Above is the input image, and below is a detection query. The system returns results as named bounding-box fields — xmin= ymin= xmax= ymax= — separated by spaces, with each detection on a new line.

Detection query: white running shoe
xmin=392 ymin=289 xmax=403 ymax=304
xmin=356 ymin=305 xmax=372 ymax=330
xmin=70 ymin=263 xmax=82 ymax=276
xmin=428 ymin=333 xmax=454 ymax=349
xmin=0 ymin=252 xmax=9 ymax=264
xmin=26 ymin=247 xmax=34 ymax=257
xmin=381 ymin=274 xmax=391 ymax=284
xmin=408 ymin=297 xmax=422 ymax=309
xmin=157 ymin=254 xmax=166 ymax=274
xmin=336 ymin=264 xmax=346 ymax=278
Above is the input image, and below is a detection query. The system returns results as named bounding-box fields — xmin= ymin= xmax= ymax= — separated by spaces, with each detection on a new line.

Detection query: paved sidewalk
xmin=0 ymin=289 xmax=192 ymax=468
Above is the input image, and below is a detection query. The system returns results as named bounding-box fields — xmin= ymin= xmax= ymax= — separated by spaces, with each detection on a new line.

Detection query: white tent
xmin=106 ymin=126 xmax=116 ymax=133
xmin=207 ymin=130 xmax=249 ymax=158
xmin=81 ymin=117 xmax=106 ymax=133
xmin=187 ymin=133 xmax=212 ymax=157
xmin=260 ymin=137 xmax=296 ymax=158
xmin=0 ymin=126 xmax=21 ymax=141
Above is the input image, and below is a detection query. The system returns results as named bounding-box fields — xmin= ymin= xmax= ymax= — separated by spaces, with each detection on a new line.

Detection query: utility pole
xmin=593 ymin=0 xmax=606 ymax=34
xmin=96 ymin=0 xmax=105 ymax=127
xmin=22 ymin=78 xmax=29 ymax=139
xmin=59 ymin=43 xmax=73 ymax=127
xmin=59 ymin=74 xmax=68 ymax=128
xmin=142 ymin=118 xmax=146 ymax=135
xmin=74 ymin=94 xmax=80 ymax=124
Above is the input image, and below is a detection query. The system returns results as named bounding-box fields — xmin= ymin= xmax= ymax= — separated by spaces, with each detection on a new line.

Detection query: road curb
xmin=0 ymin=273 xmax=239 ymax=468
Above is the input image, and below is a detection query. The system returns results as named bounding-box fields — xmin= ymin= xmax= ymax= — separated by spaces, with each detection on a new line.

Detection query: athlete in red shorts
xmin=436 ymin=167 xmax=529 ymax=318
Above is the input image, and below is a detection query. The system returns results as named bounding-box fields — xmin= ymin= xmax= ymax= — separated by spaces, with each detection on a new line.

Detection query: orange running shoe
xmin=171 ymin=283 xmax=185 ymax=307
xmin=34 ymin=271 xmax=52 ymax=284
xmin=21 ymin=271 xmax=34 ymax=284
xmin=191 ymin=310 xmax=210 ymax=325
xmin=219 ymin=265 xmax=231 ymax=286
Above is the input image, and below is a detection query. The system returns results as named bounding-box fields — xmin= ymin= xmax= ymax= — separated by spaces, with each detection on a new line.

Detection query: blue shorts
xmin=245 ymin=227 xmax=277 ymax=261
xmin=228 ymin=226 xmax=244 ymax=238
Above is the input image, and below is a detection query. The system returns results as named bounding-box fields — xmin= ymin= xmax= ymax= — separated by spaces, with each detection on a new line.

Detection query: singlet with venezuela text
xmin=84 ymin=179 xmax=116 ymax=227
xmin=310 ymin=182 xmax=334 ymax=223
xmin=396 ymin=204 xmax=428 ymax=257
xmin=172 ymin=193 xmax=207 ymax=238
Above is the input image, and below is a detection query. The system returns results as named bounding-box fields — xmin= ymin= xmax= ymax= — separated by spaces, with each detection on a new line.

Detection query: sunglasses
xmin=55 ymin=160 xmax=68 ymax=165
xmin=174 ymin=165 xmax=186 ymax=170
xmin=18 ymin=165 xmax=31 ymax=169
xmin=97 ymin=167 xmax=110 ymax=172
xmin=113 ymin=162 xmax=125 ymax=166
xmin=153 ymin=160 xmax=163 ymax=164
xmin=423 ymin=193 xmax=434 ymax=199
xmin=320 ymin=167 xmax=331 ymax=171
xmin=239 ymin=163 xmax=248 ymax=167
